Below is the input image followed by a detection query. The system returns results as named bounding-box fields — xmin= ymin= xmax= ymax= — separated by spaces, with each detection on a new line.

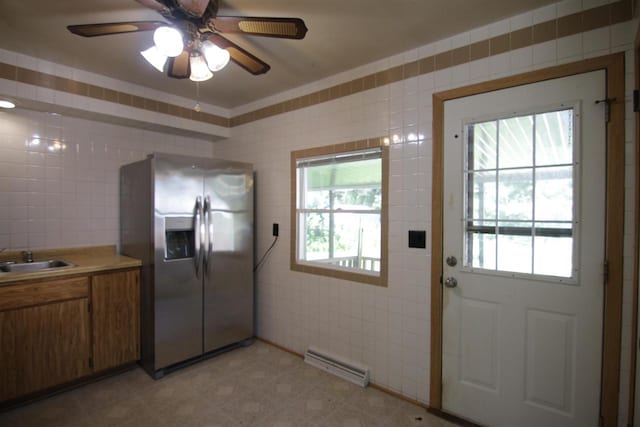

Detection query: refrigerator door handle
xmin=194 ymin=196 xmax=203 ymax=278
xmin=203 ymin=195 xmax=213 ymax=273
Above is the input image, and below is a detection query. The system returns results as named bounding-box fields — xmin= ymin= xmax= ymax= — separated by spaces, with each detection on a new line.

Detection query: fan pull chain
xmin=194 ymin=82 xmax=201 ymax=112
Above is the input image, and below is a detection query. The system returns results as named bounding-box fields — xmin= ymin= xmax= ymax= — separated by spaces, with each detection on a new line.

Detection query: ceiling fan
xmin=67 ymin=0 xmax=307 ymax=81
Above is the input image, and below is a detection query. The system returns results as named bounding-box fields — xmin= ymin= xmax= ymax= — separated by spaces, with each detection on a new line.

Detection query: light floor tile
xmin=0 ymin=341 xmax=454 ymax=426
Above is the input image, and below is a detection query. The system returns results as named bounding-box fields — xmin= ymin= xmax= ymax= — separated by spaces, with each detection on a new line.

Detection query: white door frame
xmin=429 ymin=53 xmax=625 ymax=427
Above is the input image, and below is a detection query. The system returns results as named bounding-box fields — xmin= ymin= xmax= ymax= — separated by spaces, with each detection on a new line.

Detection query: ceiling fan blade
xmin=67 ymin=21 xmax=166 ymax=37
xmin=212 ymin=16 xmax=307 ymax=39
xmin=167 ymin=50 xmax=191 ymax=79
xmin=206 ymin=33 xmax=270 ymax=75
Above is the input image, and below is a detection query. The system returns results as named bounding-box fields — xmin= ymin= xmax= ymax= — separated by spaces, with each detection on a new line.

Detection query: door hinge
xmin=595 ymin=98 xmax=615 ymax=123
xmin=634 ymin=89 xmax=640 ymax=112
xmin=603 ymin=260 xmax=609 ymax=284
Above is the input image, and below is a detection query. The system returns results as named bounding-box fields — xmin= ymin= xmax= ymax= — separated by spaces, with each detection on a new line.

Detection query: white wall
xmin=215 ymin=2 xmax=637 ymax=425
xmin=0 ymin=0 xmax=636 ymax=425
xmin=0 ymin=108 xmax=214 ymax=250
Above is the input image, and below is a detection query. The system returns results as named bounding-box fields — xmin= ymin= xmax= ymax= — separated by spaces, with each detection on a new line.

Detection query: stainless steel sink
xmin=0 ymin=260 xmax=75 ymax=273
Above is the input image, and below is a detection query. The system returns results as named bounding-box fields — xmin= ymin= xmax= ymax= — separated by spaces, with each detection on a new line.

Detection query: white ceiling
xmin=0 ymin=0 xmax=559 ymax=109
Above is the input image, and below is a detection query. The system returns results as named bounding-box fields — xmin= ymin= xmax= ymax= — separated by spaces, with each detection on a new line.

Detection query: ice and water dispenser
xmin=164 ymin=217 xmax=195 ymax=260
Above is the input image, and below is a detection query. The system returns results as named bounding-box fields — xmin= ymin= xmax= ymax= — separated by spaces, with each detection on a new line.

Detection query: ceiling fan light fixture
xmin=141 ymin=46 xmax=168 ymax=72
xmin=153 ymin=26 xmax=184 ymax=57
xmin=0 ymin=99 xmax=16 ymax=109
xmin=201 ymin=41 xmax=230 ymax=72
xmin=189 ymin=53 xmax=213 ymax=82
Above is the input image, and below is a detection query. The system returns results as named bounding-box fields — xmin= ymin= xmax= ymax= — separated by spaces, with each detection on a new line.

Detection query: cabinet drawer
xmin=0 ymin=277 xmax=89 ymax=311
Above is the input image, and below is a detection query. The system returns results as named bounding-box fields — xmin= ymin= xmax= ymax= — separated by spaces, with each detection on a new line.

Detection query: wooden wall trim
xmin=289 ymin=138 xmax=389 ymax=287
xmin=628 ymin=22 xmax=640 ymax=427
xmin=429 ymin=53 xmax=626 ymax=427
xmin=429 ymin=92 xmax=444 ymax=409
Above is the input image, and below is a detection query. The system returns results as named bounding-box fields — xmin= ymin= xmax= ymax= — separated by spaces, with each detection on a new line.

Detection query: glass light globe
xmin=140 ymin=46 xmax=168 ymax=72
xmin=189 ymin=53 xmax=213 ymax=82
xmin=201 ymin=41 xmax=230 ymax=72
xmin=153 ymin=26 xmax=184 ymax=58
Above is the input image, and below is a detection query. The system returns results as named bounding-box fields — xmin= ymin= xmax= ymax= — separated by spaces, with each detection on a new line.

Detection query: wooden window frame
xmin=430 ymin=53 xmax=625 ymax=427
xmin=290 ymin=138 xmax=389 ymax=287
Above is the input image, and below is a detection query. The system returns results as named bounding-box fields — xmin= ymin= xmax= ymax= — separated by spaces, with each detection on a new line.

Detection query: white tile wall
xmin=0 ymin=109 xmax=214 ymax=250
xmin=0 ymin=0 xmax=637 ymax=424
xmin=215 ymin=4 xmax=639 ymax=426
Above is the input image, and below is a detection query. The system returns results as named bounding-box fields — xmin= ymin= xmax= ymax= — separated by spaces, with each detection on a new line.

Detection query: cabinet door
xmin=91 ymin=270 xmax=140 ymax=372
xmin=0 ymin=310 xmax=18 ymax=401
xmin=0 ymin=299 xmax=91 ymax=401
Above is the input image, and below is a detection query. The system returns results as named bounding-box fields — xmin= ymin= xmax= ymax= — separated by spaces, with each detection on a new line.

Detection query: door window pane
xmin=499 ymin=116 xmax=533 ymax=169
xmin=535 ymin=109 xmax=573 ymax=166
xmin=471 ymin=121 xmax=497 ymax=170
xmin=497 ymin=233 xmax=532 ymax=274
xmin=534 ymin=235 xmax=573 ymax=277
xmin=534 ymin=166 xmax=572 ymax=221
xmin=467 ymin=221 xmax=497 ymax=270
xmin=498 ymin=169 xmax=533 ymax=221
xmin=469 ymin=171 xmax=497 ymax=220
xmin=464 ymin=108 xmax=575 ymax=279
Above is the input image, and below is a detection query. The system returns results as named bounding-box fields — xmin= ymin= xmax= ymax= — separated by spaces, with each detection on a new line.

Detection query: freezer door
xmin=203 ymin=162 xmax=254 ymax=352
xmin=153 ymin=155 xmax=205 ymax=369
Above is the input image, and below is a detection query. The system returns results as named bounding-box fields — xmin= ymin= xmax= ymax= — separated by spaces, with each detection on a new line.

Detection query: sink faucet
xmin=22 ymin=250 xmax=33 ymax=263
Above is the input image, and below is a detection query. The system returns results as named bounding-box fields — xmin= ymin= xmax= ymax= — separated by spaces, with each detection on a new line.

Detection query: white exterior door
xmin=441 ymin=71 xmax=606 ymax=427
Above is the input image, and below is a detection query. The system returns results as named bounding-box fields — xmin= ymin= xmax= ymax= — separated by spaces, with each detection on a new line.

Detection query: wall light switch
xmin=408 ymin=230 xmax=426 ymax=249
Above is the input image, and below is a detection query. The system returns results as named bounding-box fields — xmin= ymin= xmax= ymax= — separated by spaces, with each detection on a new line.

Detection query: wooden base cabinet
xmin=0 ymin=269 xmax=140 ymax=403
xmin=91 ymin=270 xmax=140 ymax=372
xmin=0 ymin=277 xmax=91 ymax=401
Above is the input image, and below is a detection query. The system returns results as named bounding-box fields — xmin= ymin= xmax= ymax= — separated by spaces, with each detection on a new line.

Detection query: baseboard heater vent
xmin=304 ymin=346 xmax=369 ymax=387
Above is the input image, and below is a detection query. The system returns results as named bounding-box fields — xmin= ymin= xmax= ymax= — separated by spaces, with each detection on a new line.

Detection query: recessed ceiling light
xmin=0 ymin=99 xmax=15 ymax=109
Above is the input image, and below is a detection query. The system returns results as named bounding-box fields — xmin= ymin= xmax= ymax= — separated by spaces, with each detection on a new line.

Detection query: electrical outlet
xmin=272 ymin=223 xmax=279 ymax=236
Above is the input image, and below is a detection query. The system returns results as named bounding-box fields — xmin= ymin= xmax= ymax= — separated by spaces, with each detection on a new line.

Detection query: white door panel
xmin=442 ymin=71 xmax=605 ymax=427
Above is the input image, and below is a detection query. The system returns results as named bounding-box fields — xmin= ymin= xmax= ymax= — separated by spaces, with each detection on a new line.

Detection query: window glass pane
xmin=497 ymin=229 xmax=532 ymax=274
xmin=301 ymin=212 xmax=330 ymax=261
xmin=499 ymin=116 xmax=533 ymax=169
xmin=467 ymin=220 xmax=497 ymax=270
xmin=469 ymin=171 xmax=497 ymax=220
xmin=331 ymin=213 xmax=380 ymax=272
xmin=304 ymin=189 xmax=330 ymax=209
xmin=534 ymin=166 xmax=573 ymax=221
xmin=470 ymin=121 xmax=497 ymax=170
xmin=498 ymin=169 xmax=532 ymax=221
xmin=333 ymin=188 xmax=381 ymax=210
xmin=535 ymin=109 xmax=573 ymax=166
xmin=534 ymin=222 xmax=572 ymax=277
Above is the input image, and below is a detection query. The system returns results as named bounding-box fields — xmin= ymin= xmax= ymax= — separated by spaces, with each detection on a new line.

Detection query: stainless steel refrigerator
xmin=120 ymin=153 xmax=253 ymax=378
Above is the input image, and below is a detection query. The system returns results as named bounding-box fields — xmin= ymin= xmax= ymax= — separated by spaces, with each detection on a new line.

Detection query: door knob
xmin=446 ymin=256 xmax=457 ymax=267
xmin=444 ymin=277 xmax=458 ymax=288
